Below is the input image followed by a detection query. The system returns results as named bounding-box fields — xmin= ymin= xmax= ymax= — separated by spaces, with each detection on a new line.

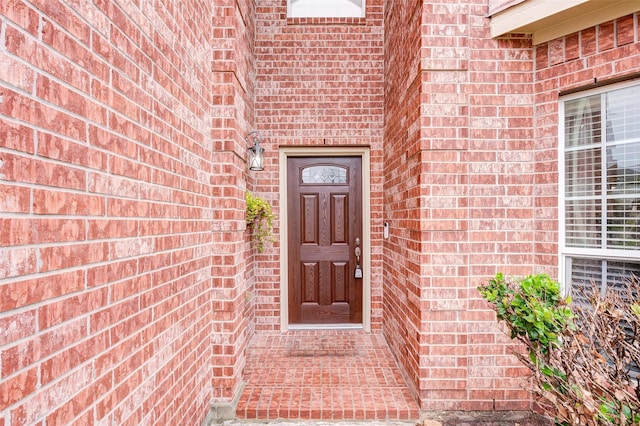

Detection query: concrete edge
xmin=202 ymin=383 xmax=245 ymax=425
xmin=421 ymin=410 xmax=552 ymax=425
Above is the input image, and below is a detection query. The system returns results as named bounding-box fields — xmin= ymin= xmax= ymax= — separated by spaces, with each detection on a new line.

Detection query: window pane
xmin=289 ymin=0 xmax=364 ymax=17
xmin=301 ymin=165 xmax=348 ymax=184
xmin=565 ymin=148 xmax=602 ymax=197
xmin=606 ymin=141 xmax=640 ymax=196
xmin=606 ymin=85 xmax=640 ymax=142
xmin=568 ymin=257 xmax=602 ymax=304
xmin=607 ymin=260 xmax=640 ymax=294
xmin=568 ymin=258 xmax=640 ymax=297
xmin=566 ymin=199 xmax=601 ymax=248
xmin=607 ymin=195 xmax=640 ymax=249
xmin=564 ymin=94 xmax=601 ymax=148
xmin=606 ymin=141 xmax=640 ymax=249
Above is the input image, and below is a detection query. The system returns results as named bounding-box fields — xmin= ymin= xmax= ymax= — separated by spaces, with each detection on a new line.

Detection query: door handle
xmin=354 ymin=238 xmax=362 ymax=279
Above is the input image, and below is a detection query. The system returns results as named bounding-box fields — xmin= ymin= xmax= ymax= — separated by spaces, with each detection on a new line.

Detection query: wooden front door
xmin=287 ymin=156 xmax=363 ymax=325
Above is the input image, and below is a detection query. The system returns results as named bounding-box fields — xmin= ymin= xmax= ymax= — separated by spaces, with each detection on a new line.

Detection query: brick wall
xmin=253 ymin=0 xmax=385 ymax=331
xmin=0 ymin=0 xmax=255 ymax=423
xmin=384 ymin=0 xmax=538 ymax=411
xmin=381 ymin=0 xmax=423 ymax=401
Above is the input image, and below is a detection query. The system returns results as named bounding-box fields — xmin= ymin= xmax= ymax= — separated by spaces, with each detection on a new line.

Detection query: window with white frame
xmin=561 ymin=81 xmax=640 ymax=300
xmin=287 ymin=0 xmax=365 ymax=18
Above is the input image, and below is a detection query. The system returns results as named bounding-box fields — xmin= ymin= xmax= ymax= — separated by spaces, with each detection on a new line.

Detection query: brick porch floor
xmin=235 ymin=330 xmax=421 ymax=421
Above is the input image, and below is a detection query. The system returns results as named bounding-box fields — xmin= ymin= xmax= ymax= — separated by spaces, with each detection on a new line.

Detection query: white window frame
xmin=287 ymin=0 xmax=366 ymax=18
xmin=559 ymin=79 xmax=640 ymax=295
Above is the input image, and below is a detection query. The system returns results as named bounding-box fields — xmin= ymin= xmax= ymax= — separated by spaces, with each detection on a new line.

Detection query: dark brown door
xmin=288 ymin=156 xmax=363 ymax=325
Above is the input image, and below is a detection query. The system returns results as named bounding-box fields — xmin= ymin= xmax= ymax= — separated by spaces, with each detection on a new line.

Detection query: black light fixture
xmin=246 ymin=130 xmax=265 ymax=171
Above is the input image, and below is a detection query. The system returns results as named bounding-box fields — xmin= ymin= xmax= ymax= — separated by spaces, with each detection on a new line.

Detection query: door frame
xmin=279 ymin=146 xmax=371 ymax=332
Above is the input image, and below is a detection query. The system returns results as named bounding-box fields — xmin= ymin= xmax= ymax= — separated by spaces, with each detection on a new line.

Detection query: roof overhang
xmin=490 ymin=0 xmax=640 ymax=45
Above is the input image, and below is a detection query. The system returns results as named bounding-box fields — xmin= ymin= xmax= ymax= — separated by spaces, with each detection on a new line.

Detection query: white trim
xmin=558 ymin=98 xmax=567 ymax=293
xmin=279 ymin=146 xmax=372 ymax=333
xmin=561 ymin=79 xmax=640 ymax=102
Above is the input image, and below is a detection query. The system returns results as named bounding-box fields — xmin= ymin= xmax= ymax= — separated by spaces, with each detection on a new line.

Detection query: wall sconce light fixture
xmin=246 ymin=130 xmax=265 ymax=171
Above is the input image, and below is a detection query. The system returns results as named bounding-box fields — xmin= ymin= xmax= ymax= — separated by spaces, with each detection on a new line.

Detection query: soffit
xmin=490 ymin=0 xmax=640 ymax=45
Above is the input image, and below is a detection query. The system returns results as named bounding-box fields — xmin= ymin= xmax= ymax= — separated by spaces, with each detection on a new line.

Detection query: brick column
xmin=209 ymin=0 xmax=256 ymax=411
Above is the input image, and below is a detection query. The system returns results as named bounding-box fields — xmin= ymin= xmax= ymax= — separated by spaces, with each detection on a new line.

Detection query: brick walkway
xmin=235 ymin=330 xmax=420 ymax=421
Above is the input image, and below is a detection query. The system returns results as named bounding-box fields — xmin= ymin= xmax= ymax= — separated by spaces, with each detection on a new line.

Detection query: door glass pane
xmin=301 ymin=165 xmax=348 ymax=184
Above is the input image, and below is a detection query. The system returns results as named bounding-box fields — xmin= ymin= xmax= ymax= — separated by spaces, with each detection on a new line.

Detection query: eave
xmin=490 ymin=0 xmax=640 ymax=45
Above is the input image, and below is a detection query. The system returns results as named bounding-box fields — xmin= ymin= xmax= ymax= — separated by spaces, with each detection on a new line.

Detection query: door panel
xmin=288 ymin=157 xmax=363 ymax=325
xmin=301 ymin=194 xmax=319 ymax=243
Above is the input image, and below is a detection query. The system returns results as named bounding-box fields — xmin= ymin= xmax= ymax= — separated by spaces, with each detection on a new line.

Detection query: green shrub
xmin=478 ymin=273 xmax=574 ymax=356
xmin=479 ymin=273 xmax=640 ymax=425
xmin=245 ymin=191 xmax=275 ymax=253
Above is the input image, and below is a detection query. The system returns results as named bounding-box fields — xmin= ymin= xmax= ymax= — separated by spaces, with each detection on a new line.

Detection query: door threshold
xmin=288 ymin=323 xmax=363 ymax=331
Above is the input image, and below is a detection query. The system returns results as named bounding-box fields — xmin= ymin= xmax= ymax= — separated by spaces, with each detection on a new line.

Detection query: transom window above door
xmin=287 ymin=0 xmax=365 ymax=18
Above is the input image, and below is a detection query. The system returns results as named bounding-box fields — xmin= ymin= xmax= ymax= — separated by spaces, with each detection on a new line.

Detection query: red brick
xmin=0 ymin=152 xmax=87 ymax=190
xmin=88 ymin=125 xmax=138 ymax=158
xmin=598 ymin=20 xmax=615 ymax=51
xmin=36 ymin=74 xmax=106 ymax=125
xmin=87 ymin=259 xmax=137 ymax=287
xmin=0 ymin=117 xmax=34 ymax=154
xmin=33 ymin=0 xmax=91 ymax=45
xmin=1 ymin=337 xmax=37 ymax=377
xmin=39 ymin=242 xmax=108 ymax=273
xmin=565 ymin=32 xmax=580 ymax=60
xmin=0 ymin=310 xmax=36 ymax=347
xmin=0 ymin=87 xmax=86 ymax=140
xmin=0 ymin=270 xmax=84 ymax=311
xmin=0 ymin=217 xmax=85 ymax=246
xmin=0 ymin=0 xmax=39 ymax=36
xmin=92 ymin=78 xmax=140 ymax=120
xmin=0 ymin=246 xmax=36 ymax=279
xmin=581 ymin=27 xmax=597 ymax=56
xmin=0 ymin=368 xmax=37 ymax=411
xmin=617 ymin=15 xmax=635 ymax=46
xmin=109 ymin=155 xmax=151 ymax=181
xmin=0 ymin=183 xmax=30 ymax=213
xmin=38 ymin=287 xmax=108 ymax=330
xmin=33 ymin=187 xmax=105 ymax=216
xmin=11 ymin=365 xmax=92 ymax=424
xmin=41 ymin=330 xmax=108 ymax=385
